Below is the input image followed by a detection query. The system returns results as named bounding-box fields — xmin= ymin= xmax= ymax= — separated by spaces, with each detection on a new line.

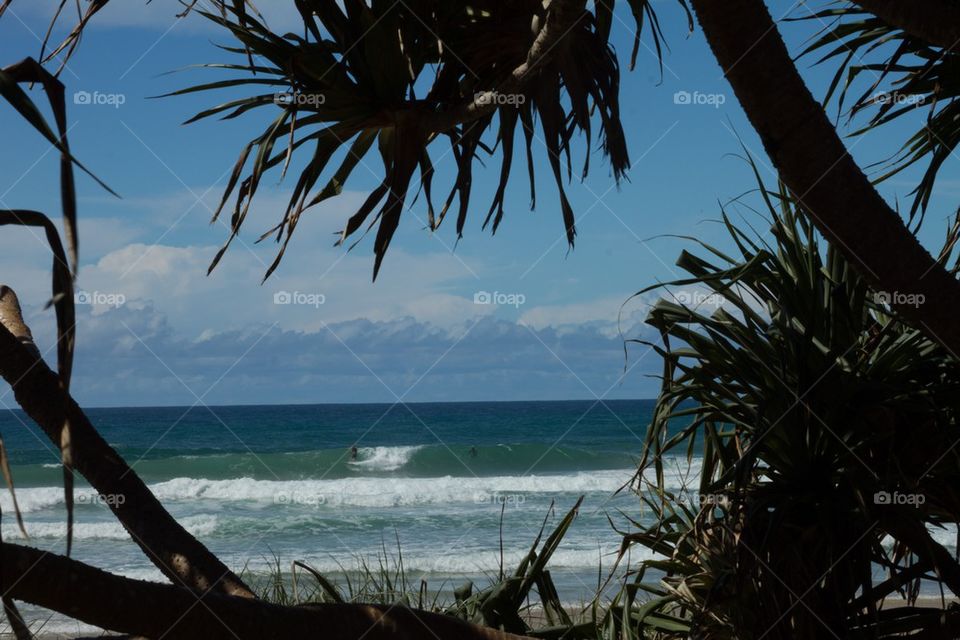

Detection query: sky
xmin=0 ymin=1 xmax=956 ymax=407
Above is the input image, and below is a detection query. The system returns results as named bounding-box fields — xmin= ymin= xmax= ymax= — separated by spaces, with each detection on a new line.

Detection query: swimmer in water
xmin=350 ymin=446 xmax=358 ymax=461
xmin=469 ymin=446 xmax=477 ymax=458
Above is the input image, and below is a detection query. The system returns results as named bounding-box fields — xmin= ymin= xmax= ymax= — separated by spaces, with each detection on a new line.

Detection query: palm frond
xmin=173 ymin=0 xmax=691 ymax=280
xmin=795 ymin=2 xmax=960 ymax=228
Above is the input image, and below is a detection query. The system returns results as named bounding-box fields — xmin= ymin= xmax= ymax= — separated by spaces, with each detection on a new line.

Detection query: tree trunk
xmin=0 ymin=543 xmax=531 ymax=640
xmin=0 ymin=287 xmax=254 ymax=598
xmin=852 ymin=0 xmax=960 ymax=51
xmin=688 ymin=0 xmax=960 ymax=355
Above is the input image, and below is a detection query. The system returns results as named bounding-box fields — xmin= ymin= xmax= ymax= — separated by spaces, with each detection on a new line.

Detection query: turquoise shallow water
xmin=0 ymin=400 xmax=671 ymax=633
xmin=2 ymin=400 xmax=954 ymax=635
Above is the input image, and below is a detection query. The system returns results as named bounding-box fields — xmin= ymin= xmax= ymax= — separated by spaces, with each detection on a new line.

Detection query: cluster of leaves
xmin=173 ymin=0 xmax=691 ymax=280
xmin=797 ymin=2 xmax=960 ymax=229
xmin=614 ymin=164 xmax=960 ymax=638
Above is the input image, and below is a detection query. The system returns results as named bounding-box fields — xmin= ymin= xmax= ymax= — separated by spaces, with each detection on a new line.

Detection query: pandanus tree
xmin=0 ymin=0 xmax=957 ymax=637
xmin=615 ymin=169 xmax=960 ymax=638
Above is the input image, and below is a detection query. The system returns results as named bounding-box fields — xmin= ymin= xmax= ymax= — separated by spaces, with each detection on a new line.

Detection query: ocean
xmin=0 ymin=400 xmax=673 ymax=635
xmin=4 ymin=400 xmax=951 ymax=635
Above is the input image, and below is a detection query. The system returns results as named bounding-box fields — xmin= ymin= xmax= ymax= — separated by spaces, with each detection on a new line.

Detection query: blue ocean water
xmin=0 ymin=400 xmax=689 ymax=633
xmin=3 ymin=400 xmax=954 ymax=635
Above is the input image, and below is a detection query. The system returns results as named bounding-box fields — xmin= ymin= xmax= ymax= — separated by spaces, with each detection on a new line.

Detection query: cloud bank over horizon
xmin=7 ymin=298 xmax=661 ymax=408
xmin=1 ymin=205 xmax=666 ymax=406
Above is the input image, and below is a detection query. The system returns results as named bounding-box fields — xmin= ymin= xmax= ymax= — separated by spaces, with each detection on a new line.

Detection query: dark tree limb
xmin=884 ymin=517 xmax=960 ymax=599
xmin=851 ymin=0 xmax=960 ymax=51
xmin=688 ymin=0 xmax=960 ymax=354
xmin=428 ymin=0 xmax=588 ymax=131
xmin=0 ymin=542 xmax=530 ymax=640
xmin=0 ymin=286 xmax=254 ymax=598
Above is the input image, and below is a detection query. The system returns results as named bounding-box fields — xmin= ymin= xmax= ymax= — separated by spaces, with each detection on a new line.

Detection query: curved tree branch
xmin=0 ymin=286 xmax=254 ymax=598
xmin=428 ymin=0 xmax=588 ymax=131
xmin=0 ymin=542 xmax=530 ymax=640
xmin=688 ymin=0 xmax=960 ymax=355
xmin=851 ymin=0 xmax=960 ymax=51
xmin=884 ymin=518 xmax=960 ymax=597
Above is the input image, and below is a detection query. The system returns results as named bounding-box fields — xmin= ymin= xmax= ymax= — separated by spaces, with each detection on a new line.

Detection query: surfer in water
xmin=469 ymin=446 xmax=477 ymax=458
xmin=350 ymin=446 xmax=358 ymax=461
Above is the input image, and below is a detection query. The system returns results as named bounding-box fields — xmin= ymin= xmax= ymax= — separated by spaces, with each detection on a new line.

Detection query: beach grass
xmin=241 ymin=497 xmax=606 ymax=638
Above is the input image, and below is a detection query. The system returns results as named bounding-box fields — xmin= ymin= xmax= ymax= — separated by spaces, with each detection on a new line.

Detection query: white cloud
xmin=73 ymin=239 xmax=486 ymax=336
xmin=519 ymin=294 xmax=651 ymax=336
xmin=45 ymin=305 xmax=662 ymax=406
xmin=0 ymin=175 xmax=666 ymax=407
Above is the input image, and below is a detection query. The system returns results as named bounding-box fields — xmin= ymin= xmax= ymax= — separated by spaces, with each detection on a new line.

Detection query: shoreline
xmin=16 ymin=596 xmax=958 ymax=639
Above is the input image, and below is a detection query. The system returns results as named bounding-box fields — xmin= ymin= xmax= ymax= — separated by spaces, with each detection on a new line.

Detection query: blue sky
xmin=0 ymin=1 xmax=956 ymax=406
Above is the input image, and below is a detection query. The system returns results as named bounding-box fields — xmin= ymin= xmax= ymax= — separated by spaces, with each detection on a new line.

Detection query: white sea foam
xmin=147 ymin=470 xmax=634 ymax=508
xmin=347 ymin=445 xmax=423 ymax=471
xmin=259 ymin=545 xmax=649 ymax=575
xmin=1 ymin=486 xmax=72 ymax=513
xmin=0 ymin=465 xmax=702 ymax=513
xmin=3 ymin=514 xmax=218 ymax=541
